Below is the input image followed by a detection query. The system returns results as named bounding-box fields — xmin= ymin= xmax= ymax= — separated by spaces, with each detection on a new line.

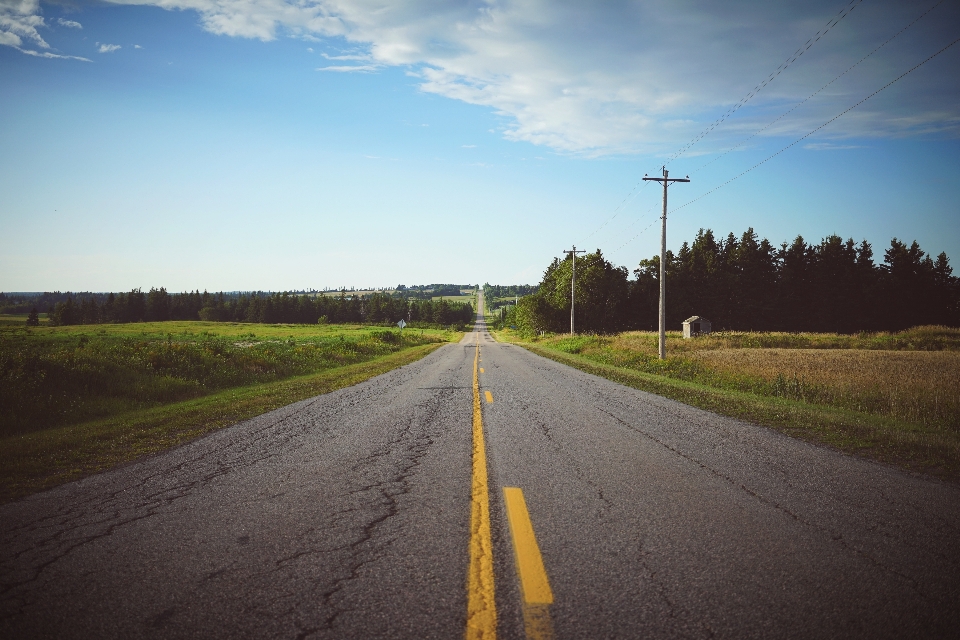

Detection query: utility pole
xmin=643 ymin=167 xmax=690 ymax=360
xmin=562 ymin=245 xmax=586 ymax=335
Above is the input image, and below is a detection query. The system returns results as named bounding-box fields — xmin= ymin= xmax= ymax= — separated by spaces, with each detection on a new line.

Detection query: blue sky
xmin=1 ymin=0 xmax=958 ymax=292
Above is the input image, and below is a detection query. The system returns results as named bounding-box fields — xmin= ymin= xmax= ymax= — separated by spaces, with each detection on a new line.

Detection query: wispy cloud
xmin=1 ymin=1 xmax=88 ymax=59
xmin=0 ymin=0 xmax=50 ymax=49
xmin=322 ymin=52 xmax=371 ymax=61
xmin=317 ymin=64 xmax=380 ymax=73
xmin=99 ymin=0 xmax=960 ymax=154
xmin=461 ymin=144 xmax=476 ymax=148
xmin=15 ymin=46 xmax=90 ymax=61
xmin=803 ymin=142 xmax=865 ymax=151
xmin=98 ymin=43 xmax=121 ymax=53
xmin=134 ymin=44 xmax=142 ymax=49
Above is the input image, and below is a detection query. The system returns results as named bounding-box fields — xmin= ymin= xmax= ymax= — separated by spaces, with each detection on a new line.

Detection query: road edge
xmin=1 ymin=342 xmax=447 ymax=504
xmin=514 ymin=341 xmax=959 ymax=483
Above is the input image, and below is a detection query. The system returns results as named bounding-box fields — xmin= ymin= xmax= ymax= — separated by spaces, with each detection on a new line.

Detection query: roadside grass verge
xmin=0 ymin=343 xmax=445 ymax=503
xmin=1 ymin=321 xmax=457 ymax=437
xmin=495 ymin=328 xmax=960 ymax=480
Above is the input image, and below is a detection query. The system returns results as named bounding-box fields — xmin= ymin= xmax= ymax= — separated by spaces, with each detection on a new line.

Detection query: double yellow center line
xmin=466 ymin=340 xmax=497 ymax=639
xmin=467 ymin=338 xmax=554 ymax=640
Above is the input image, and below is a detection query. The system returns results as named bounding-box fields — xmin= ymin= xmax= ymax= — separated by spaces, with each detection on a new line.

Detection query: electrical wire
xmin=580 ymin=0 xmax=864 ymax=247
xmin=666 ymin=0 xmax=865 ymax=164
xmin=664 ymin=35 xmax=960 ymax=225
xmin=580 ymin=178 xmax=651 ymax=243
xmin=690 ymin=0 xmax=947 ymax=177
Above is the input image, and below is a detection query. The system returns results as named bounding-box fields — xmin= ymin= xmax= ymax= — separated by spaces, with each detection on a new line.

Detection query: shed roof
xmin=683 ymin=316 xmax=710 ymax=323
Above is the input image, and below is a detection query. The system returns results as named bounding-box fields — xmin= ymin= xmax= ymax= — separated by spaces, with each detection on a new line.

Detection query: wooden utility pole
xmin=562 ymin=245 xmax=586 ymax=335
xmin=643 ymin=167 xmax=690 ymax=360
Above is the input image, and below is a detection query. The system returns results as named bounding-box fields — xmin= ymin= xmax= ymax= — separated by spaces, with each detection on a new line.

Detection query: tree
xmin=518 ymin=249 xmax=630 ymax=334
xmin=882 ymin=239 xmax=935 ymax=331
xmin=26 ymin=307 xmax=39 ymax=326
xmin=146 ymin=287 xmax=170 ymax=322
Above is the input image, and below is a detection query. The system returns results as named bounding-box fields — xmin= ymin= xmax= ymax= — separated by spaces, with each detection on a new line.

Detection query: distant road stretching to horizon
xmin=2 ymin=292 xmax=959 ymax=638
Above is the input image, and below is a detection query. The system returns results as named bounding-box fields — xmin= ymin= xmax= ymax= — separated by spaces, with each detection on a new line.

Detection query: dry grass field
xmin=688 ymin=348 xmax=960 ymax=429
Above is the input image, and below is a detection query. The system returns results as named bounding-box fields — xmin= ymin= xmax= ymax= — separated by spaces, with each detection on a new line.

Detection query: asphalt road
xmin=2 ymin=296 xmax=959 ymax=639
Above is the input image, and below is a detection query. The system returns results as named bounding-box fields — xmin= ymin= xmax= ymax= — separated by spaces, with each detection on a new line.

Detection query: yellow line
xmin=466 ymin=342 xmax=496 ymax=640
xmin=485 ymin=391 xmax=494 ymax=404
xmin=503 ymin=488 xmax=555 ymax=640
xmin=503 ymin=488 xmax=553 ymax=604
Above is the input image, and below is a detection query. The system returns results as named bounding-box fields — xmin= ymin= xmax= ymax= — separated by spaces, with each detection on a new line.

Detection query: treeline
xmin=398 ymin=284 xmax=473 ymax=299
xmin=482 ymin=283 xmax=539 ymax=310
xmin=0 ymin=291 xmax=103 ymax=315
xmin=509 ymin=229 xmax=959 ymax=334
xmin=42 ymin=290 xmax=474 ymax=328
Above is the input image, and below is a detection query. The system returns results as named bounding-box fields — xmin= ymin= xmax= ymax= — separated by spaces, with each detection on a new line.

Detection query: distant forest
xmin=1 ymin=290 xmax=474 ymax=328
xmin=506 ymin=229 xmax=959 ymax=334
xmin=482 ymin=284 xmax=539 ymax=310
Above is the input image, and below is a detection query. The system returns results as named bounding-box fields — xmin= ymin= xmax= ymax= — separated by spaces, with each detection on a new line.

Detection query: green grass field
xmin=494 ymin=326 xmax=960 ymax=480
xmin=0 ymin=313 xmax=49 ymax=327
xmin=0 ymin=321 xmax=460 ymax=502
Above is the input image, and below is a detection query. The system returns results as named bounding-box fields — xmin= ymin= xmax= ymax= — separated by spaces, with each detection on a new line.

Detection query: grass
xmin=1 ymin=321 xmax=457 ymax=437
xmin=431 ymin=294 xmax=475 ymax=303
xmin=0 ymin=313 xmax=49 ymax=326
xmin=494 ymin=326 xmax=960 ymax=480
xmin=0 ymin=321 xmax=459 ymax=502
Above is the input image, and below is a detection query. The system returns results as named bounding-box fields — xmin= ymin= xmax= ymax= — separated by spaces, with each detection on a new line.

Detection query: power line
xmin=667 ymin=34 xmax=960 ymax=218
xmin=690 ymin=0 xmax=948 ymax=177
xmin=611 ymin=33 xmax=960 ymax=256
xmin=666 ymin=0 xmax=866 ymax=164
xmin=580 ymin=0 xmax=863 ymax=247
xmin=580 ymin=178 xmax=651 ymax=243
xmin=611 ymin=218 xmax=659 ymax=256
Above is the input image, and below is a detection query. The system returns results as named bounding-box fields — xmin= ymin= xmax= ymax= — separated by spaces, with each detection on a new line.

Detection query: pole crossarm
xmin=562 ymin=245 xmax=586 ymax=335
xmin=641 ymin=167 xmax=690 ymax=360
xmin=642 ymin=176 xmax=691 ymax=186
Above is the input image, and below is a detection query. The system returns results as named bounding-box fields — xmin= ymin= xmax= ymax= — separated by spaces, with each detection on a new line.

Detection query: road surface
xmin=2 ymin=294 xmax=959 ymax=638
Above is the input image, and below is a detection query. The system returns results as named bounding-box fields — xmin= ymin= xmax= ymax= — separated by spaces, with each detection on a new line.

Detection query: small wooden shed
xmin=682 ymin=316 xmax=711 ymax=338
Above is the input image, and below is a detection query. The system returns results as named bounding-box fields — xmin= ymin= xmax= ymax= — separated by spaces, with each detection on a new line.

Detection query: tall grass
xmin=530 ymin=326 xmax=960 ymax=432
xmin=0 ymin=324 xmax=448 ymax=437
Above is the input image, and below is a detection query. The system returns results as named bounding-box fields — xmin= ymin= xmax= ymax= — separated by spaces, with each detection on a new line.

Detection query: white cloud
xmin=0 ymin=28 xmax=19 ymax=46
xmin=99 ymin=0 xmax=960 ymax=154
xmin=461 ymin=144 xmax=476 ymax=148
xmin=57 ymin=18 xmax=82 ymax=29
xmin=98 ymin=42 xmax=121 ymax=53
xmin=803 ymin=142 xmax=864 ymax=151
xmin=0 ymin=0 xmax=49 ymax=49
xmin=134 ymin=44 xmax=142 ymax=48
xmin=1 ymin=1 xmax=88 ymax=59
xmin=322 ymin=51 xmax=370 ymax=61
xmin=16 ymin=46 xmax=90 ymax=60
xmin=317 ymin=63 xmax=379 ymax=72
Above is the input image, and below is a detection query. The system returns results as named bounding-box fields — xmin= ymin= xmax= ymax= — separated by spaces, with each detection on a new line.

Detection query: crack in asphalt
xmin=307 ymin=385 xmax=455 ymax=635
xmin=594 ymin=404 xmax=936 ymax=603
xmin=0 ymin=356 xmax=453 ymax=625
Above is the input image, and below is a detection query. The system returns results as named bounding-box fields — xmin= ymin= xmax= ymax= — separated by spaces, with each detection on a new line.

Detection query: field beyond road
xmin=0 ymin=321 xmax=460 ymax=502
xmin=495 ymin=326 xmax=960 ymax=479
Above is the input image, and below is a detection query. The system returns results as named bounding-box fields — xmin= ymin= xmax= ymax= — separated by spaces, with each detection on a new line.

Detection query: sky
xmin=1 ymin=0 xmax=959 ymax=292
